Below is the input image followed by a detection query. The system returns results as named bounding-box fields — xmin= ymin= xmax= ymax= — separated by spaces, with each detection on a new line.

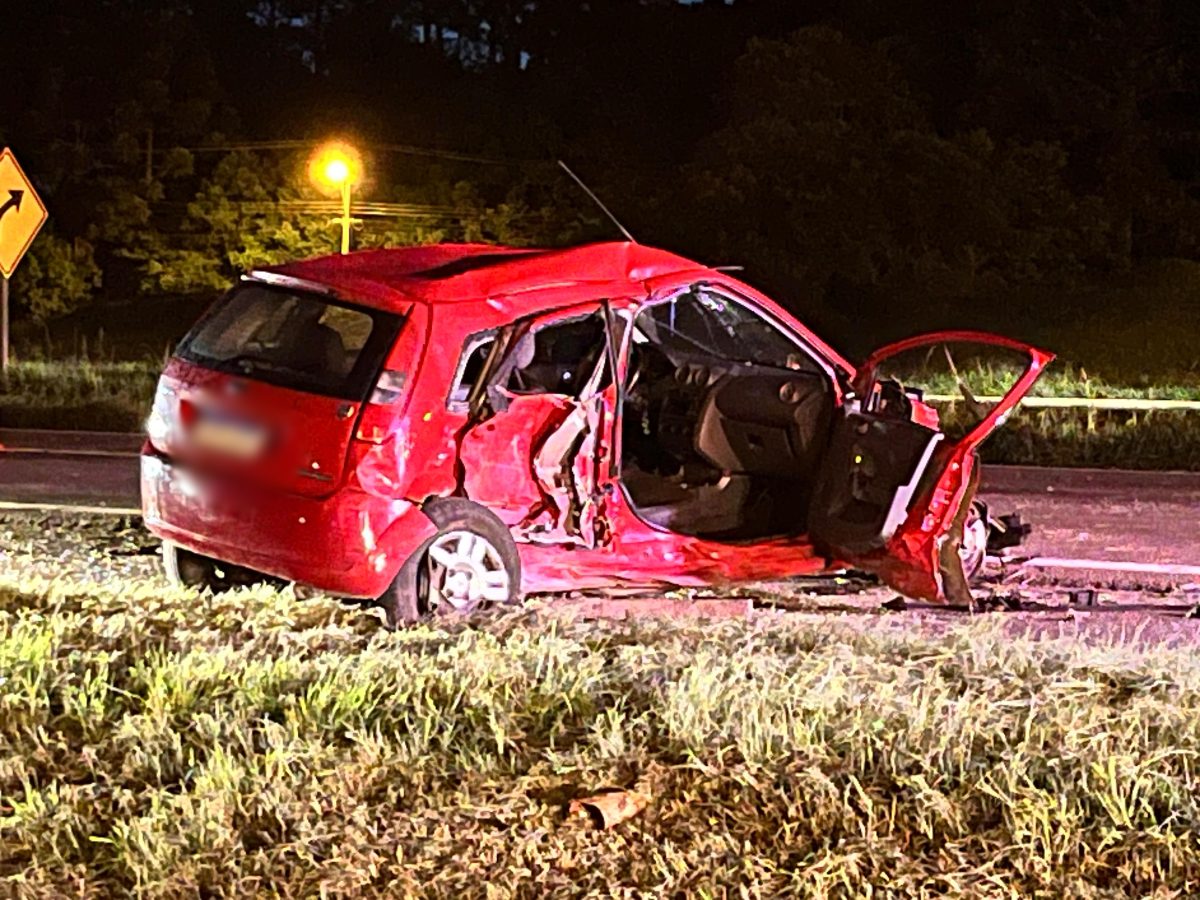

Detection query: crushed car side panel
xmin=456 ymin=300 xmax=621 ymax=553
xmin=460 ymin=393 xmax=576 ymax=524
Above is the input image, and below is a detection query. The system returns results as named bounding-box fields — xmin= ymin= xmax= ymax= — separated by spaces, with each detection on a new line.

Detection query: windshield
xmin=177 ymin=283 xmax=404 ymax=400
xmin=638 ymin=288 xmax=822 ymax=373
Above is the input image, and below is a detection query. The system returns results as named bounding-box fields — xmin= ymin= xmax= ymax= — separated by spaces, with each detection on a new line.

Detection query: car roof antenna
xmin=557 ymin=160 xmax=638 ymax=244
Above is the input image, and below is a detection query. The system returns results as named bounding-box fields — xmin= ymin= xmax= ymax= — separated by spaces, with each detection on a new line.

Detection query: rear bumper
xmin=140 ymin=451 xmax=436 ymax=598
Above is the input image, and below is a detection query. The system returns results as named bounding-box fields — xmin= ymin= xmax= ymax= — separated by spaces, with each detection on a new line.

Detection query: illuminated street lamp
xmin=309 ymin=141 xmax=362 ymax=254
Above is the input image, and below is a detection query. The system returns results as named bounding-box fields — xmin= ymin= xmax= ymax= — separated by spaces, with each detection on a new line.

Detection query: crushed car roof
xmin=254 ymin=241 xmax=714 ymax=310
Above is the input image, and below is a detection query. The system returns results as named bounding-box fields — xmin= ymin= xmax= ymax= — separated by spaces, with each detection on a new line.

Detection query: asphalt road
xmin=980 ymin=465 xmax=1200 ymax=570
xmin=0 ymin=452 xmax=142 ymax=508
xmin=0 ymin=429 xmax=141 ymax=509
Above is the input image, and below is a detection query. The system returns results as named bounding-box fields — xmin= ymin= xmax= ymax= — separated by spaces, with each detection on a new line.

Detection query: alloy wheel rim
xmin=424 ymin=530 xmax=510 ymax=612
xmin=959 ymin=509 xmax=988 ymax=575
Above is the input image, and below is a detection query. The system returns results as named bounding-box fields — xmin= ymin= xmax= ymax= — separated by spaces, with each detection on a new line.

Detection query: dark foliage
xmin=2 ymin=0 xmax=1199 ymax=373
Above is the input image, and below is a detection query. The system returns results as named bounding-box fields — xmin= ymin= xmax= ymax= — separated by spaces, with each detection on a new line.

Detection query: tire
xmin=960 ymin=500 xmax=989 ymax=583
xmin=162 ymin=539 xmax=220 ymax=590
xmin=162 ymin=540 xmax=273 ymax=592
xmin=381 ymin=498 xmax=522 ymax=627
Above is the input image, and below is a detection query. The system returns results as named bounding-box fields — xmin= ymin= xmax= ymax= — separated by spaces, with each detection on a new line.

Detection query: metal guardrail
xmin=925 ymin=395 xmax=1200 ymax=411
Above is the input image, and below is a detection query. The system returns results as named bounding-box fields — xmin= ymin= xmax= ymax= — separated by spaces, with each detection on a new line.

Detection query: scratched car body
xmin=140 ymin=242 xmax=1052 ymax=622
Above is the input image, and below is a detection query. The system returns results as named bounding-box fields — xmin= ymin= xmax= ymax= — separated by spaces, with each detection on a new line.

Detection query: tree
xmin=671 ymin=26 xmax=1121 ymax=342
xmin=136 ymin=150 xmax=586 ymax=294
xmin=139 ymin=150 xmax=337 ymax=293
xmin=11 ymin=232 xmax=102 ymax=322
xmin=958 ymin=0 xmax=1199 ymax=262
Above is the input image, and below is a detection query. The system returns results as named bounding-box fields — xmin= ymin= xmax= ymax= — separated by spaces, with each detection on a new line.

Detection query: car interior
xmin=185 ymin=287 xmax=379 ymax=387
xmin=505 ymin=313 xmax=611 ymax=398
xmin=466 ymin=287 xmax=945 ymax=550
xmin=617 ymin=288 xmax=836 ymax=540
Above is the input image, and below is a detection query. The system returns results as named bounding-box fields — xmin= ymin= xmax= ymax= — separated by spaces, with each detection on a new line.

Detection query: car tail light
xmin=369 ymin=370 xmax=407 ymax=405
xmin=357 ymin=370 xmax=409 ymax=442
xmin=146 ymin=406 xmax=170 ymax=446
xmin=145 ymin=382 xmax=177 ymax=450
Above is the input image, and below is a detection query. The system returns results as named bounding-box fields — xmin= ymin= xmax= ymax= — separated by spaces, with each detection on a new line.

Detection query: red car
xmin=141 ymin=242 xmax=1051 ymax=623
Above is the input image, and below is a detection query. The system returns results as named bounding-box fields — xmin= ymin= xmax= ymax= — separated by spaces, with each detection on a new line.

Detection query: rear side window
xmin=177 ymin=284 xmax=403 ymax=400
xmin=448 ymin=330 xmax=498 ymax=408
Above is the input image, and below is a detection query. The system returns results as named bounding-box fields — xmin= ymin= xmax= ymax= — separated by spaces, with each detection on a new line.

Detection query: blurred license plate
xmin=190 ymin=415 xmax=267 ymax=459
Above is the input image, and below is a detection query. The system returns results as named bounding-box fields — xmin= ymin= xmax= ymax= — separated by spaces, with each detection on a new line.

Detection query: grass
xmin=955 ymin=406 xmax=1200 ymax=470
xmin=914 ymin=364 xmax=1200 ymax=470
xmin=3 ymin=515 xmax=1200 ymax=896
xmin=0 ymin=360 xmax=160 ymax=432
xmin=918 ymin=364 xmax=1200 ymax=401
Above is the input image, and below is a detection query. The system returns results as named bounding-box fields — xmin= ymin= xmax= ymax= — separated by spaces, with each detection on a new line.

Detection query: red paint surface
xmin=142 ymin=241 xmax=1050 ymax=603
xmin=461 ymin=393 xmax=574 ymax=524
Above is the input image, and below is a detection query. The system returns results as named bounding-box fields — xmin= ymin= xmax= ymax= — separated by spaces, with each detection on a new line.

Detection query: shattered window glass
xmin=643 ymin=289 xmax=820 ymax=373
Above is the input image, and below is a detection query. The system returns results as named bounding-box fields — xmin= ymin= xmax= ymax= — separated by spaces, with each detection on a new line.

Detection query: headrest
xmin=512 ymin=332 xmax=536 ymax=369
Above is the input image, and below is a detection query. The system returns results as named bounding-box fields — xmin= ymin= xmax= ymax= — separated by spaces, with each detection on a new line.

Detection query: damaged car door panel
xmin=809 ymin=331 xmax=1053 ymax=601
xmin=460 ymin=303 xmax=617 ymax=548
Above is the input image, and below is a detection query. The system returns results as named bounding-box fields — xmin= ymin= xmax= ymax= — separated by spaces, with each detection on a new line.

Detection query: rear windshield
xmin=177 ymin=283 xmax=404 ymax=400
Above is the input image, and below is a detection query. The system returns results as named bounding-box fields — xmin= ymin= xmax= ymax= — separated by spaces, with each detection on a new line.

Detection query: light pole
xmin=309 ymin=142 xmax=362 ymax=255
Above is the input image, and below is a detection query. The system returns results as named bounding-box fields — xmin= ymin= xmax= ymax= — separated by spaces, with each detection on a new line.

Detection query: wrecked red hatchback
xmin=140 ymin=241 xmax=1052 ymax=622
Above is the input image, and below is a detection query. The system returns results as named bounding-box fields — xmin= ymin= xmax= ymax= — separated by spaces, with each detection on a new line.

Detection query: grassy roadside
xmin=920 ymin=366 xmax=1200 ymax=469
xmin=0 ymin=361 xmax=159 ymax=432
xmin=3 ymin=359 xmax=1200 ymax=469
xmin=2 ymin=516 xmax=1200 ymax=897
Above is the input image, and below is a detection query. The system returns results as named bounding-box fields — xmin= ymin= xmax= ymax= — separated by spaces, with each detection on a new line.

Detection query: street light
xmin=309 ymin=141 xmax=362 ymax=254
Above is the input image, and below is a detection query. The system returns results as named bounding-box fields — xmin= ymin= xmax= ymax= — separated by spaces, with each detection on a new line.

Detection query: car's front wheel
xmin=382 ymin=498 xmax=522 ymax=627
xmin=959 ymin=501 xmax=989 ymax=582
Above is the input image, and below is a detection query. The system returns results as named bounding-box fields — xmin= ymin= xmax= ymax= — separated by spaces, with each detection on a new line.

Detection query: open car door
xmin=807 ymin=331 xmax=1053 ymax=602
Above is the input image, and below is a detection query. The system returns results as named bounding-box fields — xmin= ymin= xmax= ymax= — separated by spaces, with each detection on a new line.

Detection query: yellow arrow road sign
xmin=0 ymin=148 xmax=48 ymax=278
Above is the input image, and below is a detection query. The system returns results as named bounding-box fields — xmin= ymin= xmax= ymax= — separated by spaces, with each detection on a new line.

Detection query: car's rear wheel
xmin=161 ymin=540 xmax=275 ymax=592
xmin=382 ymin=498 xmax=522 ymax=627
xmin=161 ymin=539 xmax=220 ymax=590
